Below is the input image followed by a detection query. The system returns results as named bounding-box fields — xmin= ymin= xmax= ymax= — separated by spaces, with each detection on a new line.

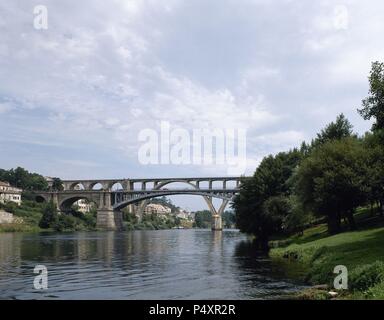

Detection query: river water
xmin=0 ymin=229 xmax=307 ymax=299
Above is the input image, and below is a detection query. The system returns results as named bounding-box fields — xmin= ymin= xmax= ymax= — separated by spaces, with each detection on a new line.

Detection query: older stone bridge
xmin=36 ymin=177 xmax=244 ymax=231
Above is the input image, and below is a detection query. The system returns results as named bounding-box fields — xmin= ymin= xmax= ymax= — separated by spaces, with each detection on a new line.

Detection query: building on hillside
xmin=176 ymin=210 xmax=190 ymax=220
xmin=0 ymin=181 xmax=22 ymax=205
xmin=144 ymin=203 xmax=172 ymax=215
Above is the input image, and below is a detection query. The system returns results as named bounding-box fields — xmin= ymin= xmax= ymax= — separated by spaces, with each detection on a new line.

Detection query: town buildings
xmin=144 ymin=203 xmax=172 ymax=215
xmin=0 ymin=181 xmax=22 ymax=205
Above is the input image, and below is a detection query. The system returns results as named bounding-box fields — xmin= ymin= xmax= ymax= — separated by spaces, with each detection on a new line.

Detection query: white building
xmin=0 ymin=181 xmax=22 ymax=205
xmin=73 ymin=184 xmax=93 ymax=213
xmin=144 ymin=203 xmax=172 ymax=215
xmin=176 ymin=210 xmax=190 ymax=220
xmin=74 ymin=199 xmax=94 ymax=213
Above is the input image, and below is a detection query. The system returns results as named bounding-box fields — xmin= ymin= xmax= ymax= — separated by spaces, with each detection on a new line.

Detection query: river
xmin=0 ymin=229 xmax=307 ymax=299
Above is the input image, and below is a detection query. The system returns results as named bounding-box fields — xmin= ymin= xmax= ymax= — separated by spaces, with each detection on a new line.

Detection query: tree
xmin=39 ymin=201 xmax=58 ymax=229
xmin=283 ymin=195 xmax=312 ymax=235
xmin=0 ymin=167 xmax=48 ymax=191
xmin=261 ymin=195 xmax=291 ymax=235
xmin=222 ymin=210 xmax=236 ymax=228
xmin=363 ymin=132 xmax=384 ymax=215
xmin=194 ymin=210 xmax=211 ymax=228
xmin=51 ymin=177 xmax=64 ymax=191
xmin=232 ymin=149 xmax=302 ymax=249
xmin=294 ymin=138 xmax=366 ymax=234
xmin=311 ymin=113 xmax=354 ymax=148
xmin=358 ymin=61 xmax=384 ymax=132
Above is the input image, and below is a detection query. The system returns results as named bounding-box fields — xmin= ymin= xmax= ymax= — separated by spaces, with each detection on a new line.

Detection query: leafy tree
xmin=54 ymin=215 xmax=77 ymax=232
xmin=0 ymin=167 xmax=48 ymax=191
xmin=232 ymin=149 xmax=302 ymax=249
xmin=261 ymin=195 xmax=291 ymax=235
xmin=363 ymin=132 xmax=384 ymax=215
xmin=294 ymin=137 xmax=366 ymax=234
xmin=311 ymin=113 xmax=354 ymax=148
xmin=299 ymin=141 xmax=311 ymax=157
xmin=283 ymin=195 xmax=313 ymax=235
xmin=194 ymin=210 xmax=211 ymax=228
xmin=39 ymin=201 xmax=58 ymax=229
xmin=51 ymin=177 xmax=64 ymax=191
xmin=222 ymin=210 xmax=236 ymax=228
xmin=358 ymin=61 xmax=384 ymax=132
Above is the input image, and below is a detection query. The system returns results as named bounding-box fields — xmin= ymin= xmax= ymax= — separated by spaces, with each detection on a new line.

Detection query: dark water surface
xmin=0 ymin=229 xmax=307 ymax=299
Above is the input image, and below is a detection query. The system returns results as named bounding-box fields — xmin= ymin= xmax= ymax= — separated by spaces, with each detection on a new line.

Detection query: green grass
xmin=270 ymin=208 xmax=384 ymax=299
xmin=0 ymin=223 xmax=41 ymax=233
xmin=0 ymin=200 xmax=45 ymax=233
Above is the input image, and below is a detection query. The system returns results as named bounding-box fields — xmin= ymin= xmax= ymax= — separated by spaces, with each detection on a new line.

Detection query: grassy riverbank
xmin=270 ymin=208 xmax=384 ymax=299
xmin=0 ymin=200 xmax=98 ymax=233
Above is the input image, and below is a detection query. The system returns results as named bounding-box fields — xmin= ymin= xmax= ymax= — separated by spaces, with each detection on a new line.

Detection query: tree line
xmin=194 ymin=210 xmax=236 ymax=228
xmin=232 ymin=61 xmax=384 ymax=250
xmin=0 ymin=167 xmax=49 ymax=191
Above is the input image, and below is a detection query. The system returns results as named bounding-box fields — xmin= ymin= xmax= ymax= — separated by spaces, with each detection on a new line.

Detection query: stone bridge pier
xmin=39 ymin=191 xmax=124 ymax=231
xmin=95 ymin=192 xmax=124 ymax=231
xmin=204 ymin=197 xmax=228 ymax=231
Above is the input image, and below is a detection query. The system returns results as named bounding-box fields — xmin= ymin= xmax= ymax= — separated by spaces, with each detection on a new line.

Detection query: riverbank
xmin=269 ymin=208 xmax=384 ymax=299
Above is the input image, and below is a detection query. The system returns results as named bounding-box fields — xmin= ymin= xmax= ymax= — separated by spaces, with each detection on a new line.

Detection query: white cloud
xmin=0 ymin=0 xmax=381 ymax=185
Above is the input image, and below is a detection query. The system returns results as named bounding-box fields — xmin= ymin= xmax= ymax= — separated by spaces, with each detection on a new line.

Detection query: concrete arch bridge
xmin=36 ymin=177 xmax=245 ymax=231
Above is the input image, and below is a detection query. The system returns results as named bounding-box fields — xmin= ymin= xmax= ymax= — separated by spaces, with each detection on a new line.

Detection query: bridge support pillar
xmin=205 ymin=198 xmax=228 ymax=231
xmin=211 ymin=214 xmax=222 ymax=231
xmin=96 ymin=209 xmax=124 ymax=231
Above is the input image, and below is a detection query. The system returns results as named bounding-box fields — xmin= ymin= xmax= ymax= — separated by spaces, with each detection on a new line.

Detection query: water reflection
xmin=232 ymin=239 xmax=307 ymax=299
xmin=0 ymin=230 xmax=307 ymax=299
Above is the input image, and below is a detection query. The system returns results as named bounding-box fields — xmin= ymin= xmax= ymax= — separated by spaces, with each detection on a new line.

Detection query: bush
xmin=124 ymin=222 xmax=134 ymax=230
xmin=81 ymin=212 xmax=97 ymax=228
xmin=54 ymin=215 xmax=78 ymax=232
xmin=349 ymin=261 xmax=384 ymax=291
xmin=3 ymin=201 xmax=18 ymax=214
xmin=365 ymin=280 xmax=384 ymax=299
xmin=0 ymin=223 xmax=40 ymax=232
xmin=309 ymin=246 xmax=329 ymax=264
xmin=39 ymin=202 xmax=58 ymax=229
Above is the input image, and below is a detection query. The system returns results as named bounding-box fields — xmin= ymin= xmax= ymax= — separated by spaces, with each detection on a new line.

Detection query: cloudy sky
xmin=0 ymin=0 xmax=382 ymax=209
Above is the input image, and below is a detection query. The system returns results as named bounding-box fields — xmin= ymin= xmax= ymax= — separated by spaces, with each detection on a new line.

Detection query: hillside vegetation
xmin=270 ymin=208 xmax=384 ymax=299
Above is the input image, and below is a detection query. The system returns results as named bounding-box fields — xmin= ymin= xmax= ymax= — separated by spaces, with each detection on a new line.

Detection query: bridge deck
xmin=40 ymin=188 xmax=239 ymax=194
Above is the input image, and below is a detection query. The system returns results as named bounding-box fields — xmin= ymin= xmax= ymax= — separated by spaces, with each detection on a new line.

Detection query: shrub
xmin=81 ymin=213 xmax=97 ymax=228
xmin=39 ymin=202 xmax=58 ymax=229
xmin=309 ymin=246 xmax=329 ymax=264
xmin=3 ymin=201 xmax=18 ymax=213
xmin=365 ymin=280 xmax=384 ymax=299
xmin=349 ymin=261 xmax=384 ymax=291
xmin=54 ymin=214 xmax=78 ymax=232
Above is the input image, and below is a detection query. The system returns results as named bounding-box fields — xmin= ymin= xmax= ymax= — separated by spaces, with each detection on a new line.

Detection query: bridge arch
xmin=116 ymin=180 xmax=232 ymax=231
xmin=35 ymin=194 xmax=48 ymax=203
xmin=113 ymin=191 xmax=232 ymax=211
xmin=59 ymin=195 xmax=98 ymax=212
xmin=110 ymin=182 xmax=124 ymax=191
xmin=153 ymin=180 xmax=198 ymax=191
xmin=90 ymin=182 xmax=104 ymax=190
xmin=69 ymin=182 xmax=86 ymax=190
xmin=133 ymin=180 xmax=214 ymax=217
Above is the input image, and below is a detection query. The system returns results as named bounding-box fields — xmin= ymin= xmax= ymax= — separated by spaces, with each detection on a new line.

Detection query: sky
xmin=0 ymin=0 xmax=383 ymax=210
